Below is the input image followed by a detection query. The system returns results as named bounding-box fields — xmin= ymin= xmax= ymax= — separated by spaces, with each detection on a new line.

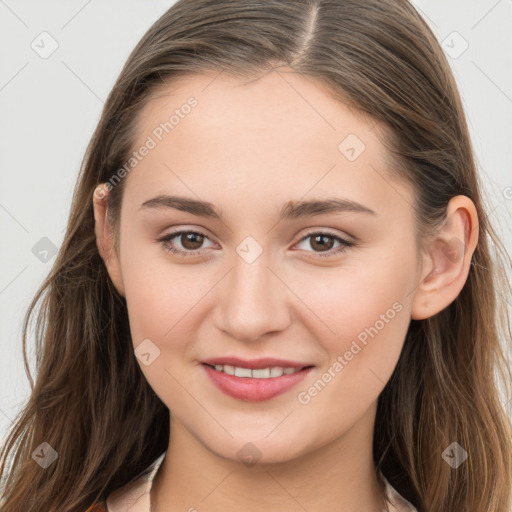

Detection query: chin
xmin=200 ymin=431 xmax=312 ymax=467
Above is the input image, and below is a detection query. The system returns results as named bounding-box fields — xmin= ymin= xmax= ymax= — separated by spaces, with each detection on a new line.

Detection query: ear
xmin=411 ymin=195 xmax=479 ymax=320
xmin=92 ymin=183 xmax=125 ymax=297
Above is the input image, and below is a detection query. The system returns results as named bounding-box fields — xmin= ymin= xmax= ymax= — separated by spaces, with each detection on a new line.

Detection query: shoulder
xmin=105 ymin=472 xmax=152 ymax=512
xmin=105 ymin=453 xmax=166 ymax=512
xmin=83 ymin=475 xmax=151 ymax=512
xmin=85 ymin=453 xmax=165 ymax=512
xmin=380 ymin=471 xmax=418 ymax=512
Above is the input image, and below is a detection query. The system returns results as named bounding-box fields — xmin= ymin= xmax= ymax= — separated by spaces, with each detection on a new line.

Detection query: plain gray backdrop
xmin=1 ymin=0 xmax=511 ymax=443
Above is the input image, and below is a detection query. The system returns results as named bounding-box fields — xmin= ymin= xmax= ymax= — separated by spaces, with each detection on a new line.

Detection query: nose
xmin=213 ymin=252 xmax=292 ymax=343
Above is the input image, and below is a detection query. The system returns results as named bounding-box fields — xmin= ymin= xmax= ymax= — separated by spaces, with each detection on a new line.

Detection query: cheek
xmin=291 ymin=255 xmax=414 ymax=413
xmin=120 ymin=249 xmax=210 ymax=405
xmin=120 ymin=239 xmax=215 ymax=359
xmin=293 ymin=253 xmax=412 ymax=345
xmin=337 ymin=277 xmax=410 ymax=357
xmin=123 ymin=264 xmax=194 ymax=342
xmin=289 ymin=256 xmax=413 ymax=397
xmin=291 ymin=296 xmax=410 ymax=430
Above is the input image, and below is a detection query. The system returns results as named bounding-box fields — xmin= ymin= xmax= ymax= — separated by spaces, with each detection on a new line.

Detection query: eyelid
xmin=295 ymin=227 xmax=355 ymax=244
xmin=157 ymin=227 xmax=355 ymax=258
xmin=158 ymin=228 xmax=217 ymax=257
xmin=291 ymin=229 xmax=354 ymax=259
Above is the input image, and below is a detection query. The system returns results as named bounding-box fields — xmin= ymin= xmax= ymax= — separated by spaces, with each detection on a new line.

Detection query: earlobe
xmin=411 ymin=195 xmax=479 ymax=320
xmin=92 ymin=184 xmax=125 ymax=297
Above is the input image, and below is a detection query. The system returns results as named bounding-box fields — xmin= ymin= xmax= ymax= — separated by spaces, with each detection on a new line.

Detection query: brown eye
xmin=309 ymin=234 xmax=335 ymax=252
xmin=179 ymin=232 xmax=204 ymax=250
xmin=295 ymin=231 xmax=354 ymax=259
xmin=158 ymin=230 xmax=214 ymax=257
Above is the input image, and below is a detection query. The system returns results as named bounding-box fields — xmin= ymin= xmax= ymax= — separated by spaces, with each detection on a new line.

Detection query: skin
xmin=93 ymin=67 xmax=478 ymax=511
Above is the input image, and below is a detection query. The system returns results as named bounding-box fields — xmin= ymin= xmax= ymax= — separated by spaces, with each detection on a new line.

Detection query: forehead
xmin=136 ymin=68 xmax=376 ymax=152
xmin=125 ymin=69 xmax=414 ymax=222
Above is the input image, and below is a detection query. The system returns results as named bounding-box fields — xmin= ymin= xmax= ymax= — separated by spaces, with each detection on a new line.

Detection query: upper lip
xmin=201 ymin=357 xmax=313 ymax=370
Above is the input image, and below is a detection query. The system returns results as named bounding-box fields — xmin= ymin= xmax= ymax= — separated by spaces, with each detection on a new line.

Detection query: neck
xmin=151 ymin=401 xmax=386 ymax=511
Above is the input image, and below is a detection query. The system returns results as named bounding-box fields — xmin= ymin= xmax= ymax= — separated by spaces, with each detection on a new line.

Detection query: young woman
xmin=1 ymin=1 xmax=511 ymax=511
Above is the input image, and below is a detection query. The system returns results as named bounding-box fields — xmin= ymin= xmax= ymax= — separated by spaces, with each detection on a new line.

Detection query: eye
xmin=293 ymin=231 xmax=354 ymax=258
xmin=158 ymin=230 xmax=215 ymax=257
xmin=157 ymin=229 xmax=354 ymax=259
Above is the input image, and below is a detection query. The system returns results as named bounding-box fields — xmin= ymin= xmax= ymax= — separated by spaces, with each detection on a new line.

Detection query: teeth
xmin=209 ymin=364 xmax=303 ymax=378
xmin=270 ymin=367 xmax=283 ymax=377
xmin=223 ymin=364 xmax=235 ymax=376
xmin=234 ymin=366 xmax=252 ymax=378
xmin=252 ymin=368 xmax=270 ymax=378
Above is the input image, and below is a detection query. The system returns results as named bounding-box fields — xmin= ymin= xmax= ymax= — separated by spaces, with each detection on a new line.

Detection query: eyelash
xmin=157 ymin=229 xmax=354 ymax=259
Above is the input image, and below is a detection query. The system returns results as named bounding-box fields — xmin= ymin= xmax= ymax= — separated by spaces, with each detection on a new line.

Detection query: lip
xmin=201 ymin=363 xmax=314 ymax=402
xmin=201 ymin=356 xmax=312 ymax=370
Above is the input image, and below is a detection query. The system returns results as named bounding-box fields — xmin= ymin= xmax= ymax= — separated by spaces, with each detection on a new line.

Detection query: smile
xmin=205 ymin=363 xmax=306 ymax=378
xmin=201 ymin=363 xmax=314 ymax=401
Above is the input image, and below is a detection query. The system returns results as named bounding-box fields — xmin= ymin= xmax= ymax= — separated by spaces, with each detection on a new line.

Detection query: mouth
xmin=200 ymin=360 xmax=315 ymax=402
xmin=202 ymin=362 xmax=314 ymax=378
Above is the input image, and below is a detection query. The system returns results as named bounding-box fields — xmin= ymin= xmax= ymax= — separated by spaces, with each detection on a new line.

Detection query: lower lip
xmin=201 ymin=364 xmax=314 ymax=402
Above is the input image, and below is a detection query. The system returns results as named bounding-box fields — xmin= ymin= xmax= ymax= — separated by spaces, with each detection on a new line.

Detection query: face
xmin=102 ymin=68 xmax=424 ymax=464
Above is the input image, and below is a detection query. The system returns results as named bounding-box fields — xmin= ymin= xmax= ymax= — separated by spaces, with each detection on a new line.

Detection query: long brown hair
xmin=1 ymin=1 xmax=511 ymax=510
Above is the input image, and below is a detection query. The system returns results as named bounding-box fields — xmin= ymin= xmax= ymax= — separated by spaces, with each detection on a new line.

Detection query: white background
xmin=1 ymin=0 xmax=511 ymax=442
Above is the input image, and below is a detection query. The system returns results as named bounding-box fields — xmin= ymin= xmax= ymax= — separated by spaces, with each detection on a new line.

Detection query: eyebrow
xmin=139 ymin=195 xmax=376 ymax=221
